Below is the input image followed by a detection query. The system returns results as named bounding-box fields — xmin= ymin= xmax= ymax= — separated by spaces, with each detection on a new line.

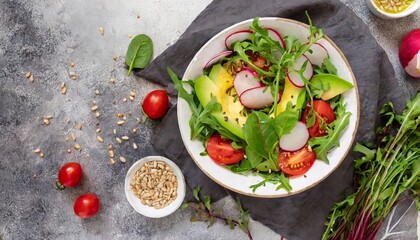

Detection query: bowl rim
xmin=124 ymin=156 xmax=186 ymax=217
xmin=179 ymin=17 xmax=360 ymax=198
xmin=367 ymin=0 xmax=420 ymax=18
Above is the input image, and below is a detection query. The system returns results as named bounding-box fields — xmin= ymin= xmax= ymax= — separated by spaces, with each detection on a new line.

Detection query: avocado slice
xmin=311 ymin=74 xmax=354 ymax=100
xmin=275 ymin=77 xmax=306 ymax=115
xmin=194 ymin=64 xmax=246 ymax=139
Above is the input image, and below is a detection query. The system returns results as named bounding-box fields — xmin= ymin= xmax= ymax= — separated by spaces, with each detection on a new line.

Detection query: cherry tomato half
xmin=57 ymin=162 xmax=83 ymax=188
xmin=302 ymin=100 xmax=335 ymax=137
xmin=278 ymin=145 xmax=316 ymax=176
xmin=206 ymin=134 xmax=244 ymax=165
xmin=74 ymin=193 xmax=100 ymax=219
xmin=142 ymin=90 xmax=169 ymax=119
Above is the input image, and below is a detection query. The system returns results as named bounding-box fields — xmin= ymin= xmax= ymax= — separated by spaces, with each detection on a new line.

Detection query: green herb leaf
xmin=193 ymin=187 xmax=201 ymax=201
xmin=273 ymin=103 xmax=299 ymax=138
xmin=125 ymin=34 xmax=153 ymax=76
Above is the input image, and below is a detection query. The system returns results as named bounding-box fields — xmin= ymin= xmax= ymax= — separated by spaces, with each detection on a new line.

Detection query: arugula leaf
xmin=322 ymin=58 xmax=337 ymax=75
xmin=243 ymin=112 xmax=279 ymax=170
xmin=309 ymin=111 xmax=351 ymax=163
xmin=125 ymin=34 xmax=153 ymax=76
xmin=250 ymin=172 xmax=292 ymax=192
xmin=273 ymin=103 xmax=299 ymax=138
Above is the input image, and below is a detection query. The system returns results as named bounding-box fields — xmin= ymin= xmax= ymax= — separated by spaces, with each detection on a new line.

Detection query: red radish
xmin=287 ymin=55 xmax=314 ymax=88
xmin=233 ymin=70 xmax=261 ymax=96
xmin=267 ymin=28 xmax=286 ymax=49
xmin=204 ymin=50 xmax=233 ymax=69
xmin=399 ymin=29 xmax=420 ymax=78
xmin=225 ymin=30 xmax=253 ymax=49
xmin=279 ymin=121 xmax=309 ymax=152
xmin=305 ymin=42 xmax=329 ymax=66
xmin=239 ymin=86 xmax=278 ymax=109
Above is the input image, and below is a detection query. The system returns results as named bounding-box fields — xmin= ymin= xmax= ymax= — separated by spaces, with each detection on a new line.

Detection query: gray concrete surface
xmin=0 ymin=0 xmax=418 ymax=239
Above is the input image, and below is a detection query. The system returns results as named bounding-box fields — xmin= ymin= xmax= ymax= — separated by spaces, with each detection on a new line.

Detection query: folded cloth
xmin=142 ymin=0 xmax=413 ymax=239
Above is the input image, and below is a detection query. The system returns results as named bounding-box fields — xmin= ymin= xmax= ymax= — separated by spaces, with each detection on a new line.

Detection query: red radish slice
xmin=305 ymin=42 xmax=329 ymax=66
xmin=204 ymin=50 xmax=233 ymax=69
xmin=399 ymin=29 xmax=420 ymax=78
xmin=405 ymin=50 xmax=420 ymax=78
xmin=287 ymin=55 xmax=313 ymax=88
xmin=239 ymin=86 xmax=277 ymax=109
xmin=233 ymin=70 xmax=261 ymax=96
xmin=279 ymin=121 xmax=309 ymax=152
xmin=225 ymin=30 xmax=253 ymax=49
xmin=267 ymin=27 xmax=286 ymax=49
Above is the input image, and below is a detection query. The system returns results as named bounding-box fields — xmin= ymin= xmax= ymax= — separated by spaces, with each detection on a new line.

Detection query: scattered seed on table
xmin=33 ymin=149 xmax=41 ymax=153
xmin=70 ymin=62 xmax=75 ymax=67
xmin=71 ymin=132 xmax=76 ymax=141
xmin=25 ymin=72 xmax=31 ymax=78
xmin=122 ymin=116 xmax=127 ymax=121
xmin=119 ymin=156 xmax=127 ymax=163
xmin=112 ymin=55 xmax=118 ymax=61
xmin=109 ymin=158 xmax=115 ymax=165
xmin=96 ymin=128 xmax=101 ymax=133
xmin=116 ymin=137 xmax=122 ymax=144
xmin=132 ymin=128 xmax=137 ymax=133
xmin=67 ymin=148 xmax=71 ymax=153
xmin=109 ymin=78 xmax=115 ymax=84
xmin=128 ymin=110 xmax=132 ymax=116
xmin=129 ymin=96 xmax=134 ymax=101
xmin=45 ymin=115 xmax=53 ymax=120
xmin=133 ymin=143 xmax=138 ymax=149
xmin=122 ymin=136 xmax=129 ymax=141
xmin=43 ymin=119 xmax=50 ymax=125
xmin=92 ymin=100 xmax=97 ymax=105
xmin=123 ymin=97 xmax=127 ymax=102
xmin=116 ymin=113 xmax=124 ymax=117
xmin=29 ymin=75 xmax=34 ymax=82
xmin=74 ymin=144 xmax=81 ymax=151
xmin=39 ymin=152 xmax=45 ymax=158
xmin=96 ymin=136 xmax=103 ymax=143
xmin=109 ymin=150 xmax=114 ymax=158
xmin=130 ymin=91 xmax=136 ymax=97
xmin=61 ymin=86 xmax=67 ymax=95
xmin=76 ymin=122 xmax=82 ymax=130
xmin=91 ymin=106 xmax=98 ymax=111
xmin=99 ymin=27 xmax=104 ymax=35
xmin=65 ymin=137 xmax=70 ymax=142
xmin=113 ymin=129 xmax=117 ymax=135
xmin=127 ymin=34 xmax=132 ymax=38
xmin=117 ymin=120 xmax=125 ymax=125
xmin=95 ymin=112 xmax=100 ymax=118
xmin=108 ymin=144 xmax=113 ymax=150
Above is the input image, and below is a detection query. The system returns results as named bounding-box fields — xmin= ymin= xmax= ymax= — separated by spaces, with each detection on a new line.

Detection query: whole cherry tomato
xmin=74 ymin=193 xmax=100 ymax=218
xmin=142 ymin=90 xmax=169 ymax=119
xmin=56 ymin=162 xmax=83 ymax=190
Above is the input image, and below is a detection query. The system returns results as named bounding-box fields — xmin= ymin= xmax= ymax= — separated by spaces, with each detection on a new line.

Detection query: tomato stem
xmin=55 ymin=181 xmax=66 ymax=191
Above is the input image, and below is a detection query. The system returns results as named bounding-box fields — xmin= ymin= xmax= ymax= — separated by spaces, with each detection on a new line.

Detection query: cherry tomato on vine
xmin=206 ymin=134 xmax=244 ymax=165
xmin=74 ymin=193 xmax=100 ymax=218
xmin=56 ymin=162 xmax=83 ymax=190
xmin=278 ymin=145 xmax=316 ymax=176
xmin=302 ymin=100 xmax=335 ymax=137
xmin=142 ymin=90 xmax=169 ymax=119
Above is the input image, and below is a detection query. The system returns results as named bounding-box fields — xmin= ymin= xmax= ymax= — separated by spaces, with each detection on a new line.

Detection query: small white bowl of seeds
xmin=125 ymin=156 xmax=186 ymax=218
xmin=367 ymin=0 xmax=420 ymax=19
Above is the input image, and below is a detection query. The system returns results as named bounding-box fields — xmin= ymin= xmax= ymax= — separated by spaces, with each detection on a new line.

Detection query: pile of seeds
xmin=373 ymin=0 xmax=414 ymax=13
xmin=130 ymin=160 xmax=178 ymax=209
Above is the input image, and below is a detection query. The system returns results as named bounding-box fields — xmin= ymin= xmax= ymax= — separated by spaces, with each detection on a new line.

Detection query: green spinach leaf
xmin=125 ymin=34 xmax=153 ymax=76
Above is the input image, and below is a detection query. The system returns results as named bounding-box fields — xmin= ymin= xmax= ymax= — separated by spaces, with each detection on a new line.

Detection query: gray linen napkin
xmin=139 ymin=0 xmax=415 ymax=239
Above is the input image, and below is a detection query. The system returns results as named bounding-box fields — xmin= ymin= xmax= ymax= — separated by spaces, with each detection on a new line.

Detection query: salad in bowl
xmin=169 ymin=16 xmax=359 ymax=197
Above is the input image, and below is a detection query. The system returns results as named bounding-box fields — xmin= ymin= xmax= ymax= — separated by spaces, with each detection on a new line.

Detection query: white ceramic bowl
xmin=125 ymin=156 xmax=186 ymax=218
xmin=178 ymin=18 xmax=360 ymax=198
xmin=367 ymin=0 xmax=420 ymax=19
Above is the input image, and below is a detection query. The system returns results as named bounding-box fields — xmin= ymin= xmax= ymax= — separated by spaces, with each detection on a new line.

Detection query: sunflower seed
xmin=96 ymin=136 xmax=103 ymax=143
xmin=74 ymin=144 xmax=81 ymax=151
xmin=99 ymin=27 xmax=104 ymax=35
xmin=34 ymin=149 xmax=41 ymax=153
xmin=119 ymin=156 xmax=127 ymax=163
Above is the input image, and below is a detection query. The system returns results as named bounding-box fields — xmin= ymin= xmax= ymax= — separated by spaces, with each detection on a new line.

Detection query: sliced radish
xmin=204 ymin=51 xmax=233 ymax=69
xmin=287 ymin=55 xmax=313 ymax=88
xmin=305 ymin=42 xmax=329 ymax=66
xmin=233 ymin=70 xmax=261 ymax=96
xmin=239 ymin=86 xmax=277 ymax=109
xmin=405 ymin=50 xmax=420 ymax=78
xmin=267 ymin=27 xmax=286 ymax=49
xmin=225 ymin=30 xmax=253 ymax=50
xmin=279 ymin=121 xmax=309 ymax=152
